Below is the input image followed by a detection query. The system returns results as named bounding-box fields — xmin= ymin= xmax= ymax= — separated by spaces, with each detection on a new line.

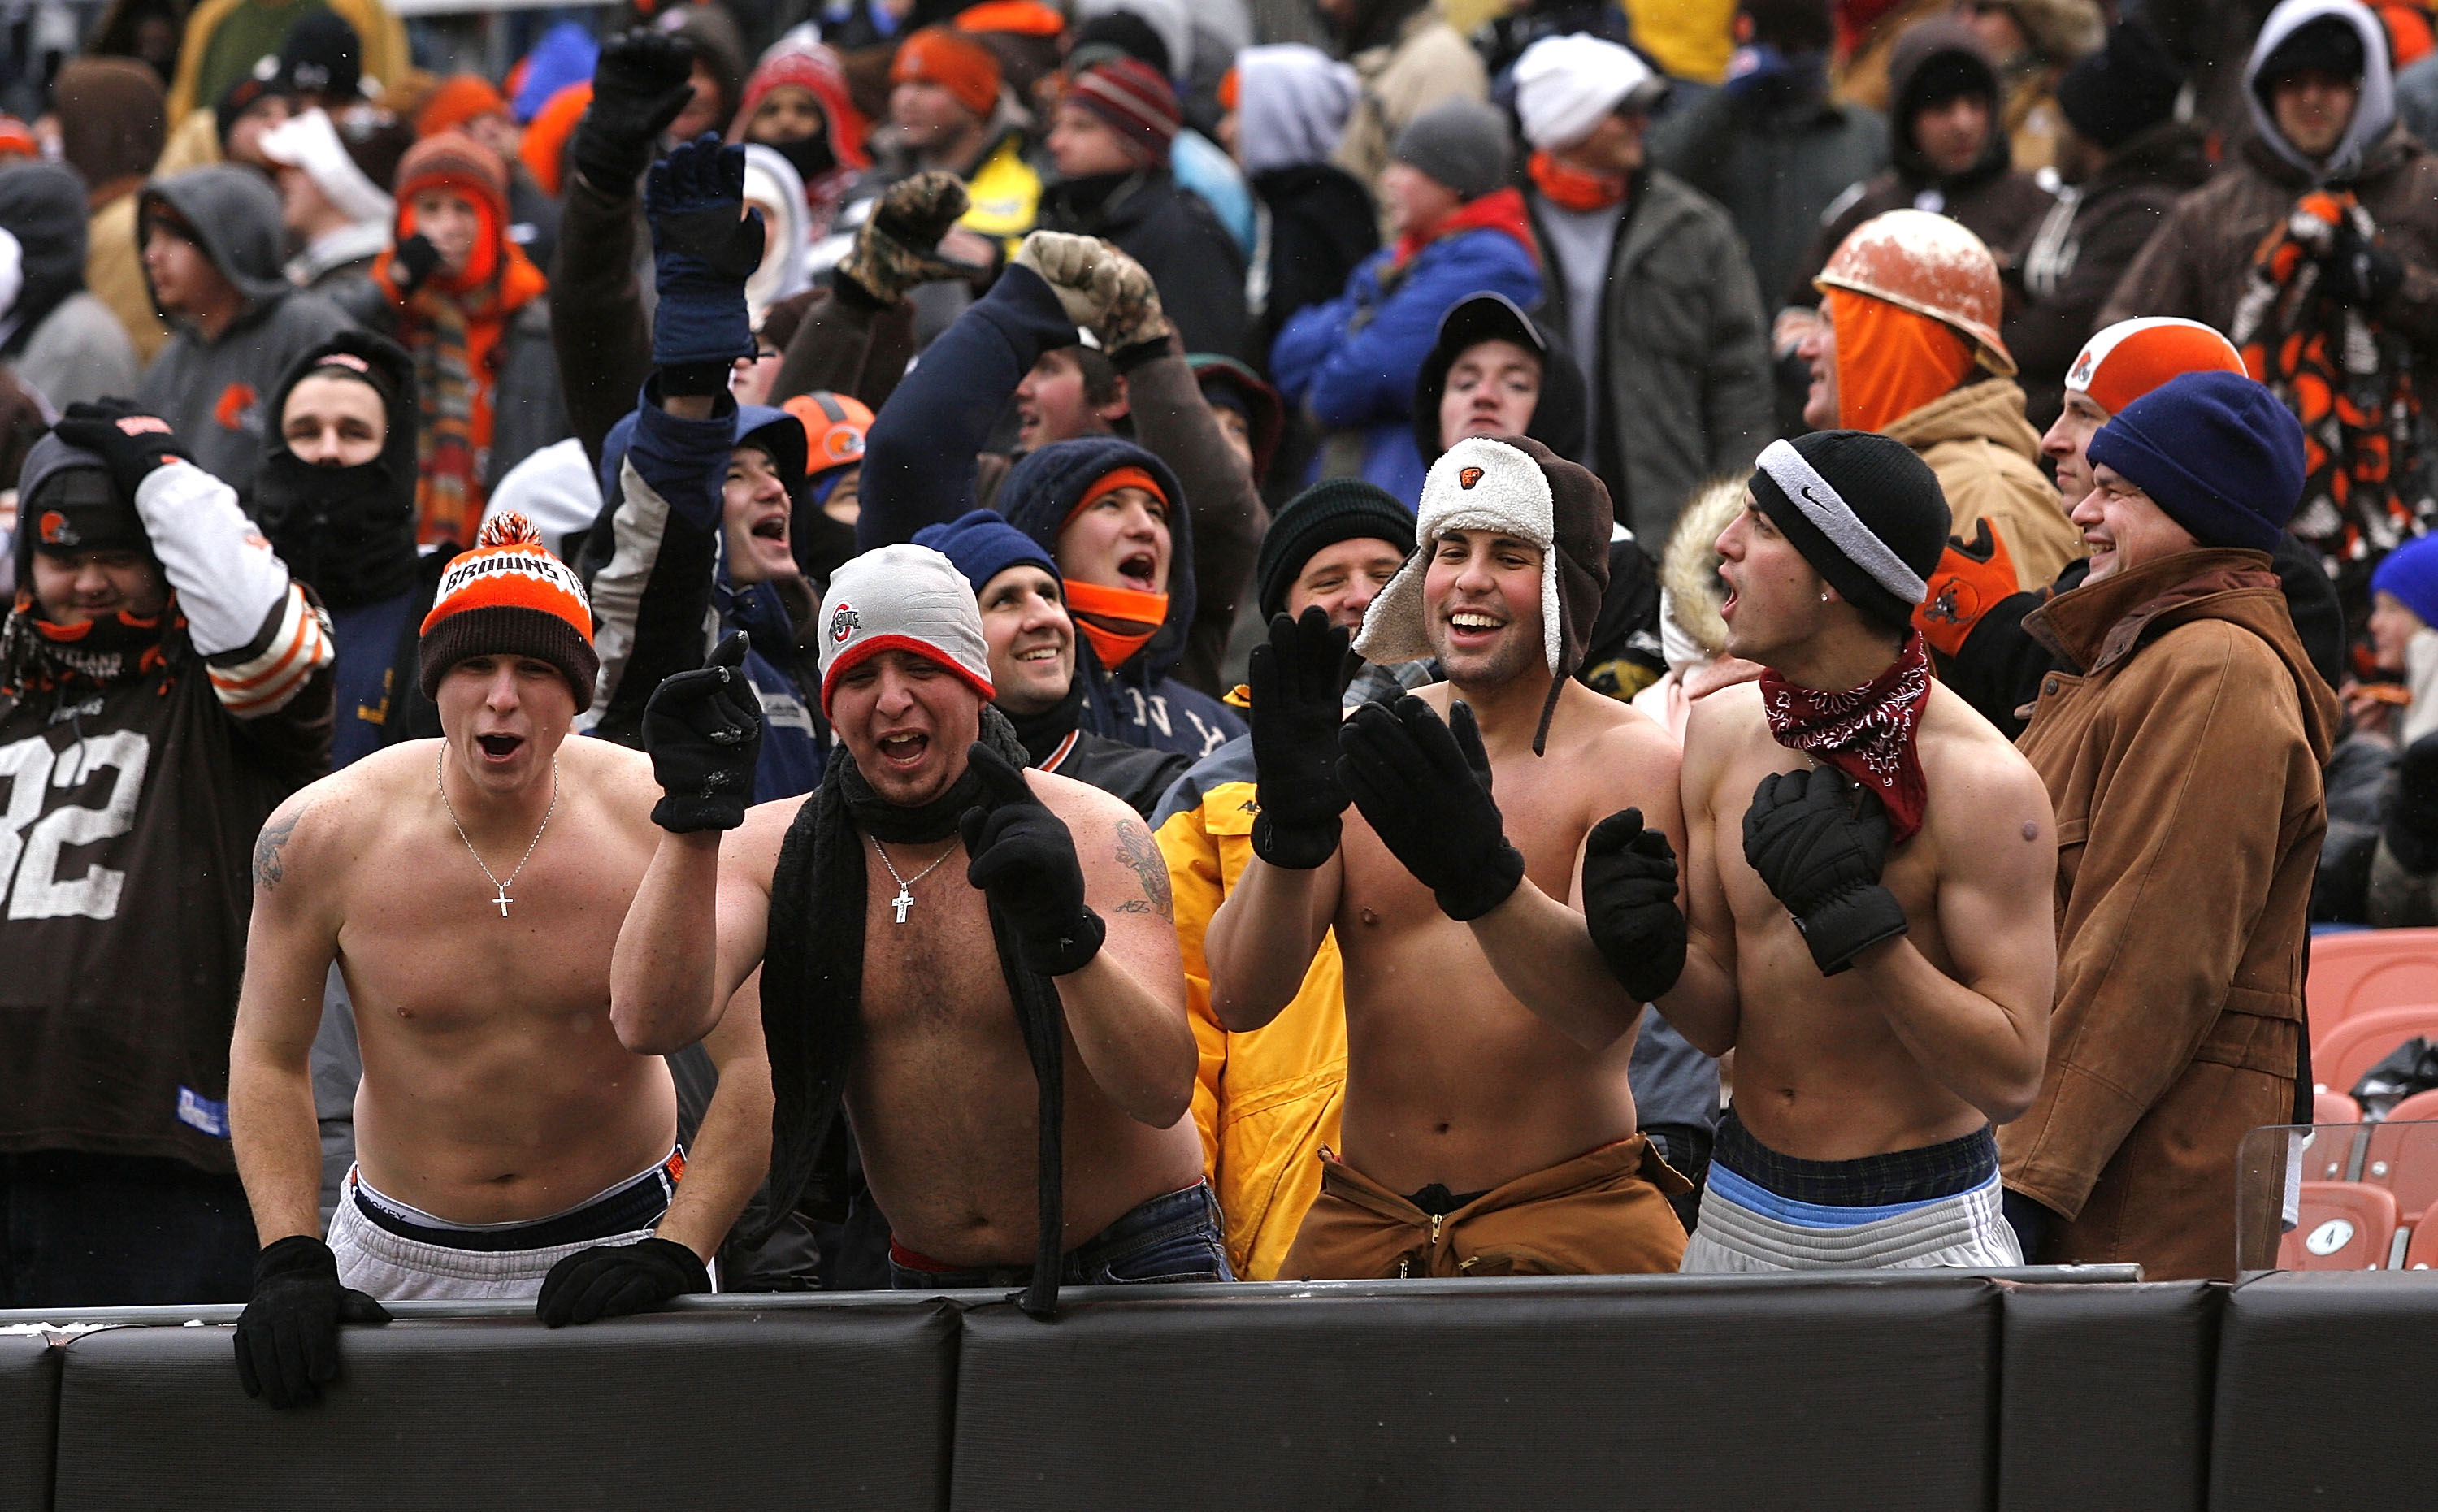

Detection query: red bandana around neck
xmin=1758 ymin=629 xmax=1933 ymax=845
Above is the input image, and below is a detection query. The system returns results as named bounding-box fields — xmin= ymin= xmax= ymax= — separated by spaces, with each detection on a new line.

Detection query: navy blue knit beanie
xmin=2085 ymin=370 xmax=2306 ymax=555
xmin=2373 ymin=534 xmax=2438 ymax=630
xmin=914 ymin=508 xmax=1061 ymax=595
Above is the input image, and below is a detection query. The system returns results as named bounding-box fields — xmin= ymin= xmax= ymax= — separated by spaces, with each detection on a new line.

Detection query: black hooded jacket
xmin=254 ymin=329 xmax=449 ymax=765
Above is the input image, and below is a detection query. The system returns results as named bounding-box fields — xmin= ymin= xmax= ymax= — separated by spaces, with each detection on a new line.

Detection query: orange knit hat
xmin=891 ymin=28 xmax=1002 ymax=117
xmin=418 ymin=74 xmax=509 ymax=137
xmin=419 ymin=513 xmax=598 ymax=709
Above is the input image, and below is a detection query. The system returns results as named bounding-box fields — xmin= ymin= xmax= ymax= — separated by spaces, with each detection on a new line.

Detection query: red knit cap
xmin=891 ymin=28 xmax=1002 ymax=118
xmin=419 ymin=513 xmax=599 ymax=710
xmin=1065 ymin=58 xmax=1180 ymax=167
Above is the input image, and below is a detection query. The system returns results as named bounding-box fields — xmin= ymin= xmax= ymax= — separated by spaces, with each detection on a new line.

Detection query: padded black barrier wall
xmin=1997 ymin=1282 xmax=2223 ymax=1512
xmin=2210 ymin=1273 xmax=2438 ymax=1511
xmin=0 ymin=1334 xmax=58 ymax=1512
xmin=947 ymin=1273 xmax=2003 ymax=1512
xmin=47 ymin=1300 xmax=960 ymax=1512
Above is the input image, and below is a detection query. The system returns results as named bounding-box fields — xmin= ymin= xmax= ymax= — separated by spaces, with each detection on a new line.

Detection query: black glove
xmin=388 ymin=232 xmax=441 ymax=298
xmin=571 ymin=28 xmax=697 ymax=193
xmin=1247 ymin=608 xmax=1351 ymax=868
xmin=536 ymin=1236 xmax=710 ymax=1327
xmin=960 ymin=741 xmax=1105 ymax=976
xmin=1581 ymin=807 xmax=1688 ymax=1003
xmin=644 ymin=630 xmax=764 ymax=831
xmin=2323 ymin=214 xmax=2404 ymax=310
xmin=1338 ymin=696 xmax=1525 ymax=921
xmin=647 ymin=134 xmax=764 ymax=378
xmin=1742 ymin=765 xmax=1907 ymax=976
xmin=232 ymin=1235 xmax=392 ymax=1409
xmin=53 ymin=399 xmax=193 ymax=500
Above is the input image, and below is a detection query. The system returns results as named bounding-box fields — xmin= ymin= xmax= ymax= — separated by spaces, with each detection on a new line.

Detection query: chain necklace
xmin=869 ymin=834 xmax=956 ymax=925
xmin=438 ymin=745 xmax=559 ymax=919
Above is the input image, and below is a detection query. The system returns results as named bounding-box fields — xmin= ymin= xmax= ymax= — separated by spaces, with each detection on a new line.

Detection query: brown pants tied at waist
xmin=1278 ymin=1134 xmax=1693 ymax=1280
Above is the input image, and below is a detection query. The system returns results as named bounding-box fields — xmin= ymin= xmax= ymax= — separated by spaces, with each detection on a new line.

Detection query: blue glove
xmin=646 ymin=133 xmax=765 ymax=382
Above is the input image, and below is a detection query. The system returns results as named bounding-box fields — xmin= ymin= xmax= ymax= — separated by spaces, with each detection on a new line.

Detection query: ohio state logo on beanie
xmin=815 ymin=543 xmax=996 ymax=717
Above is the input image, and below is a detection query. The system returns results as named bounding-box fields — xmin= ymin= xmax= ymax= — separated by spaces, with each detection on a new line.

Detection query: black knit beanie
xmin=2057 ymin=19 xmax=2183 ymax=149
xmin=1748 ymin=431 xmax=1948 ymax=630
xmin=1256 ymin=479 xmax=1416 ymax=618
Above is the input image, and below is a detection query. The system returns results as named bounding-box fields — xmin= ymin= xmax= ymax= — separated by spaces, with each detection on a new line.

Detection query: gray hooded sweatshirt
xmin=134 ymin=166 xmax=354 ymax=502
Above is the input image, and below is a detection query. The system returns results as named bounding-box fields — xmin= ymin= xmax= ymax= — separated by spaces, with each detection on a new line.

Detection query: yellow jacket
xmin=962 ymin=131 xmax=1043 ymax=258
xmin=1154 ymin=736 xmax=1345 ymax=1282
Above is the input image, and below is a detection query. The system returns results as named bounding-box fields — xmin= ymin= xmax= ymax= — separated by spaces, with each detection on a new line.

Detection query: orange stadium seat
xmin=2305 ymin=1093 xmax=2363 ymax=1181
xmin=2306 ymin=929 xmax=2438 ymax=1040
xmin=2407 ymin=1217 xmax=2438 ymax=1270
xmin=2315 ymin=1005 xmax=2438 ymax=1103
xmin=2279 ymin=1183 xmax=2401 ymax=1271
xmin=2360 ymin=1095 xmax=2438 ymax=1224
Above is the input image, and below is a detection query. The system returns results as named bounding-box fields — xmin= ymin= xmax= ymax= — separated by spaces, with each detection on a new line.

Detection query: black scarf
xmin=252 ymin=451 xmax=421 ymax=611
xmin=1003 ymin=676 xmax=1085 ymax=766
xmin=767 ymin=132 xmax=837 ymax=185
xmin=760 ymin=706 xmax=1071 ymax=1317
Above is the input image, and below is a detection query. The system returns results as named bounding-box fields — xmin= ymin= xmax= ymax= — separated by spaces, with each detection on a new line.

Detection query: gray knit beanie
xmin=1390 ymin=96 xmax=1512 ymax=201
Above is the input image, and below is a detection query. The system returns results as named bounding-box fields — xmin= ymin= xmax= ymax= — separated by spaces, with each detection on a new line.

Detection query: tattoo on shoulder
xmin=253 ymin=808 xmax=303 ymax=892
xmin=1113 ymin=818 xmax=1173 ymax=920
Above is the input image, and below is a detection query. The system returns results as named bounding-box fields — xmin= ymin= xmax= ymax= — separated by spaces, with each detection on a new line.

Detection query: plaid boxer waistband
xmin=1713 ymin=1109 xmax=1995 ymax=1208
xmin=349 ymin=1148 xmax=683 ymax=1253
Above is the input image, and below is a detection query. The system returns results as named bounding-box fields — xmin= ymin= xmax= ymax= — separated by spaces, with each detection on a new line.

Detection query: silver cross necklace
xmin=868 ymin=834 xmax=955 ymax=924
xmin=438 ymin=746 xmax=559 ymax=918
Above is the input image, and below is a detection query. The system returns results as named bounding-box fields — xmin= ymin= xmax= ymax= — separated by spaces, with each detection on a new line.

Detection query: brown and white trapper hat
xmin=1353 ymin=434 xmax=1612 ymax=753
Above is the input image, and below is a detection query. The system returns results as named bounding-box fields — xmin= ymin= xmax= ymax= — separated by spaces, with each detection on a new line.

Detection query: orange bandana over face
xmin=1826 ymin=287 xmax=1975 ymax=435
xmin=1062 ymin=578 xmax=1167 ymax=669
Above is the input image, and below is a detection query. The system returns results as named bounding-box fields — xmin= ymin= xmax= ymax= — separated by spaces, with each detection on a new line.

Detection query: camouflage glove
xmin=1010 ymin=230 xmax=1108 ymax=330
xmin=1089 ymin=245 xmax=1172 ymax=352
xmin=835 ymin=171 xmax=972 ymax=305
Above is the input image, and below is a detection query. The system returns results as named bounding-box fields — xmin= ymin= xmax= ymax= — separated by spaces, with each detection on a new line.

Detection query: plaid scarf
xmin=1758 ymin=629 xmax=1933 ymax=846
xmin=2232 ymin=190 xmax=2434 ymax=570
xmin=407 ymin=288 xmax=482 ymax=550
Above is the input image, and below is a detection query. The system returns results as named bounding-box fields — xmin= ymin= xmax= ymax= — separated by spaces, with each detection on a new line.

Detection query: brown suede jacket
xmin=2002 ymin=548 xmax=2338 ymax=1279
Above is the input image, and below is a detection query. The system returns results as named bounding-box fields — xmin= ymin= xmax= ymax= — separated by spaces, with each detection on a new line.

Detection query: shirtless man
xmin=1615 ymin=430 xmax=2057 ymax=1271
xmin=228 ymin=514 xmax=774 ymax=1407
xmin=610 ymin=543 xmax=1214 ymax=1315
xmin=1205 ymin=435 xmax=1693 ymax=1280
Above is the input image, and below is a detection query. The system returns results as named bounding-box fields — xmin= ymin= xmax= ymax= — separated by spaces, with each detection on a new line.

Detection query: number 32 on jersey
xmin=0 ymin=730 xmax=150 ymax=921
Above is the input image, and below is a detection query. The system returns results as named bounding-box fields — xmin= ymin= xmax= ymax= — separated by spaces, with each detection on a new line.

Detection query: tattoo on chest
xmin=253 ymin=809 xmax=301 ymax=892
xmin=1113 ymin=819 xmax=1173 ymax=920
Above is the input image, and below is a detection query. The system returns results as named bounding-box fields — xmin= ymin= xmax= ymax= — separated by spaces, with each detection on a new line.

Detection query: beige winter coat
xmin=1881 ymin=377 xmax=2082 ymax=590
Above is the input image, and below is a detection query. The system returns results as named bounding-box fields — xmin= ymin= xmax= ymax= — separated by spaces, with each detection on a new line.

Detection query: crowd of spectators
xmin=0 ymin=0 xmax=2426 ymax=1415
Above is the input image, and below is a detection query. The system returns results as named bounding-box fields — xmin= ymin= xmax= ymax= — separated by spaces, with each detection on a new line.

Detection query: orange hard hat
xmin=785 ymin=391 xmax=873 ymax=474
xmin=1815 ymin=210 xmax=2015 ymax=378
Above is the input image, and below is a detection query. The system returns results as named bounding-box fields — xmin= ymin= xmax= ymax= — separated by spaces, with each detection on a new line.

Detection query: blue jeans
xmin=887 ymin=1181 xmax=1233 ymax=1289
